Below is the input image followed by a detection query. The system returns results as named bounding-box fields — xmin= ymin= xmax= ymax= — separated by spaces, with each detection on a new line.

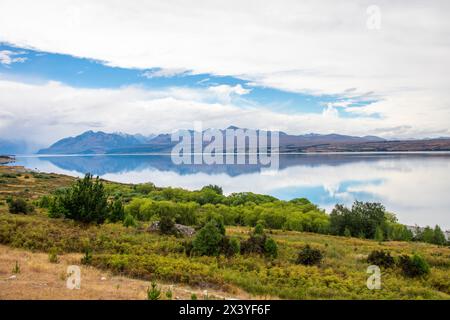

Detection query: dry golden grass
xmin=0 ymin=244 xmax=251 ymax=300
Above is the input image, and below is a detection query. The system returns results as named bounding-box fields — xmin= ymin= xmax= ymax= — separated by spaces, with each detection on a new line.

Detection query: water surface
xmin=11 ymin=153 xmax=450 ymax=229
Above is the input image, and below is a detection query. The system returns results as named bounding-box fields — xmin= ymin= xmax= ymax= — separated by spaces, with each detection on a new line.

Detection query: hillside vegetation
xmin=0 ymin=164 xmax=449 ymax=299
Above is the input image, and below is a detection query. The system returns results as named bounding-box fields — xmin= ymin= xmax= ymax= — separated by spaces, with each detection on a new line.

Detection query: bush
xmin=159 ymin=215 xmax=179 ymax=236
xmin=296 ymin=245 xmax=323 ymax=266
xmin=201 ymin=184 xmax=223 ymax=195
xmin=38 ymin=195 xmax=52 ymax=209
xmin=183 ymin=240 xmax=194 ymax=256
xmin=147 ymin=281 xmax=161 ymax=300
xmin=81 ymin=248 xmax=93 ymax=265
xmin=240 ymin=224 xmax=278 ymax=258
xmin=330 ymin=201 xmax=388 ymax=239
xmin=50 ymin=174 xmax=109 ymax=223
xmin=398 ymin=254 xmax=430 ymax=278
xmin=48 ymin=248 xmax=59 ymax=263
xmin=123 ymin=214 xmax=137 ymax=228
xmin=264 ymin=238 xmax=278 ymax=259
xmin=192 ymin=220 xmax=224 ymax=256
xmin=108 ymin=199 xmax=125 ymax=223
xmin=229 ymin=237 xmax=241 ymax=256
xmin=367 ymin=250 xmax=395 ymax=268
xmin=7 ymin=197 xmax=33 ymax=214
xmin=241 ymin=233 xmax=266 ymax=255
xmin=220 ymin=236 xmax=240 ymax=257
xmin=374 ymin=226 xmax=384 ymax=241
xmin=165 ymin=288 xmax=173 ymax=300
xmin=432 ymin=225 xmax=447 ymax=246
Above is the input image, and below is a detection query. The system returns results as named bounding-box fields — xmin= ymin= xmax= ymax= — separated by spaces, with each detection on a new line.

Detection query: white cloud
xmin=141 ymin=68 xmax=189 ymax=78
xmin=0 ymin=50 xmax=27 ymax=65
xmin=0 ymin=79 xmax=388 ymax=146
xmin=0 ymin=0 xmax=449 ymax=138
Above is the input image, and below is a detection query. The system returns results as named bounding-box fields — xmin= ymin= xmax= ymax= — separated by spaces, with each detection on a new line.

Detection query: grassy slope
xmin=0 ymin=165 xmax=449 ymax=300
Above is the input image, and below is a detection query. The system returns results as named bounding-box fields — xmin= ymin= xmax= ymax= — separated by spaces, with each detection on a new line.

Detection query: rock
xmin=147 ymin=221 xmax=196 ymax=237
xmin=8 ymin=275 xmax=17 ymax=280
xmin=101 ymin=276 xmax=107 ymax=281
xmin=174 ymin=223 xmax=196 ymax=237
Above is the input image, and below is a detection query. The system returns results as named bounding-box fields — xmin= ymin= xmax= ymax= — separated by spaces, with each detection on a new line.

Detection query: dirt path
xmin=0 ymin=245 xmax=253 ymax=300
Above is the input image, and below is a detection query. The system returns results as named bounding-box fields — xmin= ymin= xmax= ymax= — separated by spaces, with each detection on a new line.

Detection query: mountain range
xmin=35 ymin=128 xmax=450 ymax=155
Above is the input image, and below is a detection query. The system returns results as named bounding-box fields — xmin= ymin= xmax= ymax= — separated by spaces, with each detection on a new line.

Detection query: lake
xmin=10 ymin=153 xmax=450 ymax=229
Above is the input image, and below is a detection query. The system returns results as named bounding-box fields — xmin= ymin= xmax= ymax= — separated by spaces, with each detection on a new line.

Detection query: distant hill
xmin=36 ymin=129 xmax=450 ymax=155
xmin=0 ymin=139 xmax=31 ymax=155
xmin=37 ymin=131 xmax=155 ymax=154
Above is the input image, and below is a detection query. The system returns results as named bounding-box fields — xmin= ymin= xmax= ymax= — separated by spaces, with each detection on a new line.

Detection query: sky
xmin=0 ymin=0 xmax=449 ymax=148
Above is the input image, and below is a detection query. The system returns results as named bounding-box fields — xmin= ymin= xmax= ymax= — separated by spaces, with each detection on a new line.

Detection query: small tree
xmin=264 ymin=238 xmax=278 ymax=259
xmin=123 ymin=214 xmax=137 ymax=227
xmin=398 ymin=254 xmax=430 ymax=278
xmin=159 ymin=215 xmax=178 ymax=236
xmin=432 ymin=225 xmax=446 ymax=246
xmin=147 ymin=281 xmax=161 ymax=300
xmin=367 ymin=250 xmax=395 ymax=268
xmin=50 ymin=174 xmax=109 ymax=223
xmin=374 ymin=226 xmax=384 ymax=242
xmin=201 ymin=185 xmax=223 ymax=195
xmin=192 ymin=220 xmax=223 ymax=256
xmin=220 ymin=236 xmax=240 ymax=257
xmin=108 ymin=199 xmax=125 ymax=222
xmin=296 ymin=245 xmax=323 ymax=266
xmin=241 ymin=226 xmax=267 ymax=255
xmin=7 ymin=197 xmax=33 ymax=214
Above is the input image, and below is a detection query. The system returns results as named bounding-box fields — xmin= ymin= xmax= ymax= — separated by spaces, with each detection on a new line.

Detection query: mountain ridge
xmin=36 ymin=129 xmax=450 ymax=155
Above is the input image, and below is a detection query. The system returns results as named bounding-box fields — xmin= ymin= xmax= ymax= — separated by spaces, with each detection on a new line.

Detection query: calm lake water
xmin=10 ymin=153 xmax=450 ymax=229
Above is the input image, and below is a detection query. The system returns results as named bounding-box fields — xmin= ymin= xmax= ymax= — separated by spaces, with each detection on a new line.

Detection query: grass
xmin=0 ymin=164 xmax=449 ymax=300
xmin=0 ymin=244 xmax=240 ymax=300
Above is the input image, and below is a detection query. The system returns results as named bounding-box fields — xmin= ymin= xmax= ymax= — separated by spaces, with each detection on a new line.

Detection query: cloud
xmin=0 ymin=0 xmax=449 ymax=138
xmin=0 ymin=50 xmax=27 ymax=65
xmin=207 ymin=84 xmax=251 ymax=103
xmin=0 ymin=78 xmax=389 ymax=146
xmin=141 ymin=68 xmax=189 ymax=78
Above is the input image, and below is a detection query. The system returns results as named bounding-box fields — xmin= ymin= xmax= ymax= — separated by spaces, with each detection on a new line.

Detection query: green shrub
xmin=165 ymin=288 xmax=173 ymax=300
xmin=191 ymin=293 xmax=197 ymax=300
xmin=201 ymin=184 xmax=223 ymax=195
xmin=296 ymin=245 xmax=323 ymax=266
xmin=431 ymin=225 xmax=447 ymax=246
xmin=81 ymin=248 xmax=93 ymax=265
xmin=229 ymin=237 xmax=241 ymax=256
xmin=108 ymin=199 xmax=125 ymax=222
xmin=254 ymin=222 xmax=265 ymax=235
xmin=147 ymin=281 xmax=161 ymax=300
xmin=330 ymin=201 xmax=388 ymax=239
xmin=374 ymin=226 xmax=384 ymax=241
xmin=220 ymin=236 xmax=240 ymax=257
xmin=241 ymin=233 xmax=266 ymax=255
xmin=49 ymin=173 xmax=109 ymax=223
xmin=159 ymin=215 xmax=179 ymax=236
xmin=264 ymin=238 xmax=278 ymax=259
xmin=7 ymin=197 xmax=33 ymax=214
xmin=183 ymin=240 xmax=194 ymax=256
xmin=48 ymin=248 xmax=59 ymax=263
xmin=123 ymin=214 xmax=137 ymax=228
xmin=38 ymin=195 xmax=52 ymax=209
xmin=367 ymin=250 xmax=395 ymax=268
xmin=192 ymin=220 xmax=223 ymax=256
xmin=398 ymin=254 xmax=430 ymax=278
xmin=134 ymin=183 xmax=156 ymax=195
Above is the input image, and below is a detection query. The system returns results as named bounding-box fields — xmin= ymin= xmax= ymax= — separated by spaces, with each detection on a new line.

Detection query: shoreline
xmin=0 ymin=155 xmax=15 ymax=164
xmin=1 ymin=162 xmax=449 ymax=236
